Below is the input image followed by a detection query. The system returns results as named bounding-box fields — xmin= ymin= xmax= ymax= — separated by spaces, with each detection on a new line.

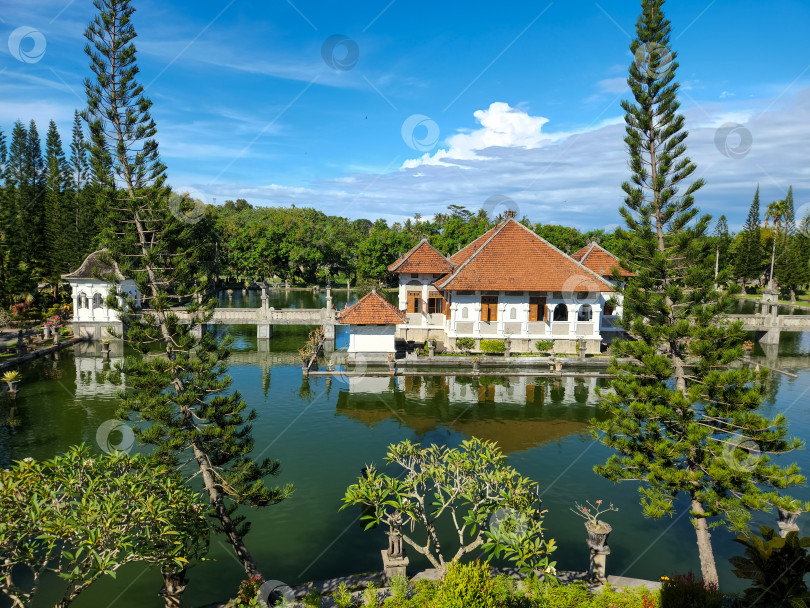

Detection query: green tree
xmin=44 ymin=120 xmax=77 ymax=285
xmin=774 ymin=187 xmax=806 ymax=304
xmin=84 ymin=0 xmax=290 ymax=579
xmin=735 ymin=187 xmax=763 ymax=286
xmin=765 ymin=197 xmax=789 ymax=291
xmin=593 ymin=0 xmax=805 ymax=587
xmin=712 ymin=215 xmax=730 ymax=285
xmin=341 ymin=438 xmax=556 ymax=575
xmin=0 ymin=446 xmax=208 ymax=608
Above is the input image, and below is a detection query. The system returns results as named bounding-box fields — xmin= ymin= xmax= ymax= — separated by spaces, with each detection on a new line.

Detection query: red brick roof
xmin=571 ymin=243 xmax=633 ymax=278
xmin=388 ymin=239 xmax=454 ymax=274
xmin=338 ymin=290 xmax=408 ymax=325
xmin=435 ymin=220 xmax=615 ymax=293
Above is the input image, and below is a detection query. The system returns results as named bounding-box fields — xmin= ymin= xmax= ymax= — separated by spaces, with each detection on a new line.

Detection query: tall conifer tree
xmin=735 ymin=187 xmax=763 ymax=285
xmin=1 ymin=122 xmax=33 ymax=300
xmin=83 ymin=0 xmax=289 ymax=583
xmin=594 ymin=0 xmax=805 ymax=586
xmin=774 ymin=187 xmax=805 ymax=303
xmin=44 ymin=121 xmax=76 ymax=282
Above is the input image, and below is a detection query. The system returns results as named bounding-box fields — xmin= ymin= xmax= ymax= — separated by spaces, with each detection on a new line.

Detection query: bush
xmin=730 ymin=525 xmax=810 ymax=606
xmin=535 ymin=340 xmax=554 ymax=353
xmin=659 ymin=572 xmax=723 ymax=608
xmin=385 ymin=575 xmax=411 ymax=607
xmin=480 ymin=339 xmax=505 ymax=354
xmin=455 ymin=337 xmax=475 ymax=353
xmin=434 ymin=560 xmax=497 ymax=608
xmin=333 ymin=582 xmax=355 ymax=608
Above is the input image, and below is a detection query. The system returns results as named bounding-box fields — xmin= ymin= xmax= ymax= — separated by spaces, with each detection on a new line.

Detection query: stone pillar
xmin=72 ymin=294 xmax=79 ymax=321
xmin=257 ymin=324 xmax=273 ymax=339
xmin=261 ymin=282 xmax=268 ymax=314
xmin=190 ymin=324 xmax=204 ymax=339
xmin=588 ymin=545 xmax=610 ymax=583
xmin=382 ymin=513 xmax=409 ymax=582
xmin=326 ymin=285 xmax=333 ymax=310
xmin=777 ymin=507 xmax=800 ymax=538
xmin=323 ymin=323 xmax=335 ymax=340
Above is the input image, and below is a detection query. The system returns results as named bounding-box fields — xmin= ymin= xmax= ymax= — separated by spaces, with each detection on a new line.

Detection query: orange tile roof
xmin=571 ymin=243 xmax=633 ymax=277
xmin=338 ymin=290 xmax=408 ymax=325
xmin=449 ymin=226 xmax=499 ymax=265
xmin=388 ymin=239 xmax=454 ymax=274
xmin=436 ymin=220 xmax=615 ymax=293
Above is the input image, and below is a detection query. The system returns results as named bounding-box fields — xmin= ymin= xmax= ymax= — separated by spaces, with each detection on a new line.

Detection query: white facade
xmin=348 ymin=325 xmax=397 ymax=353
xmin=67 ymin=279 xmax=140 ymax=323
xmin=395 ymin=279 xmax=622 ymax=347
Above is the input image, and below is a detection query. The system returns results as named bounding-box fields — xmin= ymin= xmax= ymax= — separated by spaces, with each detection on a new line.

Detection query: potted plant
xmin=387 ymin=353 xmax=397 ymax=375
xmin=472 ymin=357 xmax=480 ymax=374
xmin=554 ymin=358 xmax=563 ymax=373
xmin=571 ymin=499 xmax=619 ymax=549
xmin=101 ymin=338 xmax=111 ymax=357
xmin=2 ymin=370 xmax=21 ymax=393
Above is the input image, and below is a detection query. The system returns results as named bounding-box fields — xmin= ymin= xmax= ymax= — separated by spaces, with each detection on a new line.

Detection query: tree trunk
xmin=160 ymin=568 xmax=188 ymax=608
xmin=790 ymin=287 xmax=796 ymax=305
xmin=691 ymin=499 xmax=719 ymax=587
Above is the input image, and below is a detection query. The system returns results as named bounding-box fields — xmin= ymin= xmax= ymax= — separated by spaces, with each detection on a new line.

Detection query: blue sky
xmin=3 ymin=0 xmax=810 ymax=230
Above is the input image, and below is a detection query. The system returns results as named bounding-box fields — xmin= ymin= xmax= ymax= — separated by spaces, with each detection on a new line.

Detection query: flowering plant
xmin=570 ymin=499 xmax=618 ymax=531
xmin=742 ymin=340 xmax=754 ymax=351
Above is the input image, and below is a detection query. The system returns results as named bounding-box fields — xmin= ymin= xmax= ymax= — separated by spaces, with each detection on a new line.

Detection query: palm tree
xmin=765 ymin=199 xmax=788 ymax=290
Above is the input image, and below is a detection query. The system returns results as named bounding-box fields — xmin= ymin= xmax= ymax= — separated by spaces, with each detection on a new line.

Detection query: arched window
xmin=578 ymin=304 xmax=592 ymax=321
xmin=79 ymin=292 xmax=88 ymax=309
xmin=553 ymin=303 xmax=568 ymax=322
xmin=92 ymin=293 xmax=103 ymax=309
xmin=461 ymin=307 xmax=468 ymax=319
xmin=510 ymin=307 xmax=517 ymax=320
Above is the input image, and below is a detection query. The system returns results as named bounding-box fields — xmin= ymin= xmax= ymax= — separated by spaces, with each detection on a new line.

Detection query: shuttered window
xmin=529 ymin=296 xmax=547 ymax=322
xmin=480 ymin=296 xmax=498 ymax=322
xmin=407 ymin=291 xmax=422 ymax=313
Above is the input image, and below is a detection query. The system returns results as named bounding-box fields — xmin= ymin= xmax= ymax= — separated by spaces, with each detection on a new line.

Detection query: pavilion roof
xmin=387 ymin=239 xmax=454 ymax=275
xmin=571 ymin=242 xmax=634 ymax=278
xmin=338 ymin=290 xmax=408 ymax=325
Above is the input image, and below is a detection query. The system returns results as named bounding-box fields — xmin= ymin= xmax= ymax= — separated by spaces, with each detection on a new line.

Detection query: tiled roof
xmin=571 ymin=243 xmax=634 ymax=278
xmin=435 ymin=220 xmax=615 ymax=293
xmin=388 ymin=239 xmax=454 ymax=274
xmin=61 ymin=249 xmax=126 ymax=281
xmin=338 ymin=290 xmax=408 ymax=325
xmin=449 ymin=226 xmax=499 ymax=265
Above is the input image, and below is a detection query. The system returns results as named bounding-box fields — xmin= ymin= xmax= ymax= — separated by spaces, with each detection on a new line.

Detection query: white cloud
xmin=403 ymin=102 xmax=560 ymax=169
xmin=597 ymin=77 xmax=627 ymax=93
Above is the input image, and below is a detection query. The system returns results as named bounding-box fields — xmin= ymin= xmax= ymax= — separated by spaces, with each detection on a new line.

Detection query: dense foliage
xmin=593 ymin=0 xmax=806 ymax=587
xmin=0 ymin=446 xmax=208 ymax=608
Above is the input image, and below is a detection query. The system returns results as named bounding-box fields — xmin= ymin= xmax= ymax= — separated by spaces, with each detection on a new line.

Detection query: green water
xmin=1 ymin=314 xmax=810 ymax=606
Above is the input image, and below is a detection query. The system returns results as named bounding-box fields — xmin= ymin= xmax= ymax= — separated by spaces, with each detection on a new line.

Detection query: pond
xmin=1 ymin=295 xmax=809 ymax=607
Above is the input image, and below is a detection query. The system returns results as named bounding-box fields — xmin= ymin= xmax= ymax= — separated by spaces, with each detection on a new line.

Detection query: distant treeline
xmin=1 ymin=117 xmax=808 ymax=310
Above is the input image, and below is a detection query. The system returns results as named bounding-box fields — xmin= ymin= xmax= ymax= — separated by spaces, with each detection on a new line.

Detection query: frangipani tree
xmin=341 ymin=438 xmax=556 ymax=575
xmin=0 ymin=445 xmax=208 ymax=608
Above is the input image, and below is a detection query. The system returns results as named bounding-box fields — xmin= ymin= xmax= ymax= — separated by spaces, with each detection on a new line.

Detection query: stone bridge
xmin=726 ymin=312 xmax=810 ymax=344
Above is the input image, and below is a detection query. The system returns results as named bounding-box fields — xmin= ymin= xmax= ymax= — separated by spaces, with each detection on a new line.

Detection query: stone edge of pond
xmin=202 ymin=568 xmax=661 ymax=608
xmin=0 ymin=336 xmax=86 ymax=371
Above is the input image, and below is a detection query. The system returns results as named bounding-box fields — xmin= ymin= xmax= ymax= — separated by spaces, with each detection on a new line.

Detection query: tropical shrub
xmin=730 ymin=525 xmax=810 ymax=606
xmin=333 ymin=582 xmax=355 ymax=608
xmin=659 ymin=572 xmax=723 ymax=608
xmin=535 ymin=340 xmax=554 ymax=353
xmin=0 ymin=446 xmax=208 ymax=608
xmin=433 ymin=560 xmax=497 ymax=608
xmin=455 ymin=337 xmax=475 ymax=353
xmin=480 ymin=339 xmax=505 ymax=353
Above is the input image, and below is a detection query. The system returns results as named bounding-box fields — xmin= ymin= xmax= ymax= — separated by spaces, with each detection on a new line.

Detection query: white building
xmin=62 ymin=250 xmax=141 ymax=339
xmin=386 ymin=214 xmax=630 ymax=354
xmin=337 ymin=289 xmax=407 ymax=359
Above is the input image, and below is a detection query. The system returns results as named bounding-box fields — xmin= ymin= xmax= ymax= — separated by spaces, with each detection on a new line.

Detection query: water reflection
xmin=334 ymin=374 xmax=608 ymax=453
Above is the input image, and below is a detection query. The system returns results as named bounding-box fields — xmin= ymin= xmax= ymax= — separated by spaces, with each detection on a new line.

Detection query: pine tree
xmin=1 ymin=122 xmax=34 ymax=301
xmin=735 ymin=187 xmax=763 ymax=286
xmin=24 ymin=121 xmax=47 ymax=277
xmin=83 ymin=0 xmax=289 ymax=583
xmin=774 ymin=187 xmax=805 ymax=304
xmin=44 ymin=121 xmax=76 ymax=283
xmin=69 ymin=110 xmax=96 ymax=263
xmin=713 ymin=215 xmax=730 ymax=285
xmin=593 ymin=0 xmax=805 ymax=587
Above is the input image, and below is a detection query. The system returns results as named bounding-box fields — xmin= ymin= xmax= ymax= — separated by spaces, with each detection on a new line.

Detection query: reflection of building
xmin=74 ymin=354 xmax=123 ymax=398
xmin=334 ymin=374 xmax=603 ymax=453
xmin=387 ymin=214 xmax=630 ymax=354
xmin=62 ymin=250 xmax=141 ymax=340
